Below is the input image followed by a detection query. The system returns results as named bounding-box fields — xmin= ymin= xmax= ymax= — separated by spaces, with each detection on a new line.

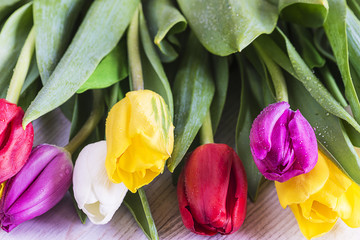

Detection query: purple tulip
xmin=249 ymin=102 xmax=317 ymax=182
xmin=0 ymin=144 xmax=73 ymax=232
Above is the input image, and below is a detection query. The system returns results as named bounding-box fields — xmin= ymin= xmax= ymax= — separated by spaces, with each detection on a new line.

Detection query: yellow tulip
xmin=275 ymin=150 xmax=360 ymax=239
xmin=105 ymin=90 xmax=174 ymax=193
xmin=0 ymin=182 xmax=4 ymax=198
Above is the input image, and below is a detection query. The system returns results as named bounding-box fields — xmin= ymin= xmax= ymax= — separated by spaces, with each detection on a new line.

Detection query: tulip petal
xmin=105 ymin=90 xmax=174 ymax=192
xmin=250 ymin=101 xmax=317 ymax=182
xmin=178 ymin=144 xmax=247 ymax=235
xmin=250 ymin=101 xmax=289 ymax=161
xmin=290 ymin=204 xmax=337 ymax=239
xmin=288 ymin=110 xmax=318 ymax=174
xmin=310 ymin=155 xmax=352 ymax=211
xmin=184 ymin=144 xmax=230 ymax=227
xmin=6 ymin=149 xmax=72 ymax=215
xmin=2 ymin=145 xmax=62 ymax=211
xmin=228 ymin=146 xmax=248 ymax=234
xmin=0 ymin=144 xmax=72 ymax=232
xmin=105 ymin=97 xmax=131 ymax=183
xmin=177 ymin=165 xmax=217 ymax=236
xmin=299 ymin=199 xmax=338 ymax=223
xmin=264 ymin=109 xmax=293 ymax=171
xmin=73 ymin=144 xmax=96 ymax=210
xmin=116 ymin=134 xmax=170 ymax=192
xmin=275 ymin=151 xmax=329 ymax=208
xmin=0 ymin=99 xmax=34 ymax=183
xmin=338 ymin=182 xmax=360 ymax=228
xmin=74 ymin=141 xmax=128 ymax=224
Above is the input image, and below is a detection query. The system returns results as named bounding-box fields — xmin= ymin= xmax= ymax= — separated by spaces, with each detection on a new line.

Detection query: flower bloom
xmin=73 ymin=141 xmax=128 ymax=224
xmin=105 ymin=90 xmax=174 ymax=193
xmin=0 ymin=99 xmax=34 ymax=183
xmin=275 ymin=150 xmax=360 ymax=239
xmin=177 ymin=143 xmax=247 ymax=235
xmin=0 ymin=144 xmax=73 ymax=232
xmin=250 ymin=101 xmax=317 ymax=182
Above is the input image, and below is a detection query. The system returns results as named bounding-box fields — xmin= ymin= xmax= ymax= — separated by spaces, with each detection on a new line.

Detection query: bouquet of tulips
xmin=1 ymin=0 xmax=360 ymax=239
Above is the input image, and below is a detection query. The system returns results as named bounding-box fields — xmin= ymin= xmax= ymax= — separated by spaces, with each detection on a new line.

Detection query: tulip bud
xmin=177 ymin=143 xmax=247 ymax=236
xmin=249 ymin=101 xmax=317 ymax=182
xmin=105 ymin=90 xmax=174 ymax=193
xmin=73 ymin=141 xmax=128 ymax=224
xmin=0 ymin=144 xmax=72 ymax=232
xmin=0 ymin=99 xmax=34 ymax=183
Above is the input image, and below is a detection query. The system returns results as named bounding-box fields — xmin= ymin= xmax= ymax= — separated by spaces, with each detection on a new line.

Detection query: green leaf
xmin=18 ymin=78 xmax=41 ymax=111
xmin=347 ymin=0 xmax=360 ymax=19
xmin=290 ymin=24 xmax=326 ymax=68
xmin=235 ymin=55 xmax=267 ymax=202
xmin=253 ymin=34 xmax=297 ymax=78
xmin=323 ymin=0 xmax=360 ymax=124
xmin=210 ymin=55 xmax=229 ymax=133
xmin=60 ymin=95 xmax=76 ymax=121
xmin=288 ymin=74 xmax=360 ymax=185
xmin=77 ymin=38 xmax=128 ymax=93
xmin=33 ymin=0 xmax=84 ymax=83
xmin=0 ymin=0 xmax=25 ymax=23
xmin=0 ymin=2 xmax=32 ymax=98
xmin=23 ymin=0 xmax=140 ymax=127
xmin=17 ymin=53 xmax=40 ymax=111
xmin=279 ymin=0 xmax=329 ymax=27
xmin=124 ymin=189 xmax=159 ymax=240
xmin=139 ymin=7 xmax=174 ymax=117
xmin=347 ymin=7 xmax=360 ymax=81
xmin=143 ymin=0 xmax=187 ymax=62
xmin=21 ymin=53 xmax=39 ymax=94
xmin=257 ymin=29 xmax=360 ymax=134
xmin=177 ymin=0 xmax=278 ymax=56
xmin=313 ymin=28 xmax=336 ymax=62
xmin=244 ymin=45 xmax=276 ymax=102
xmin=280 ymin=29 xmax=360 ymax=132
xmin=167 ymin=32 xmax=215 ymax=172
xmin=104 ymin=82 xmax=125 ymax=109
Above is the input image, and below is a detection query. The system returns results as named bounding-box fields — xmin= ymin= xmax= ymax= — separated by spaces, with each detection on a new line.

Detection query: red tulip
xmin=177 ymin=143 xmax=247 ymax=236
xmin=0 ymin=99 xmax=34 ymax=183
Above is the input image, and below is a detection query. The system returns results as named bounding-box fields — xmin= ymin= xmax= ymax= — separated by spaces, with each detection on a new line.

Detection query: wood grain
xmin=0 ymin=105 xmax=359 ymax=239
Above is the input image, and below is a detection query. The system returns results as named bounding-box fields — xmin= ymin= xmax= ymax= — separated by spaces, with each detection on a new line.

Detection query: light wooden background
xmin=1 ymin=103 xmax=360 ymax=240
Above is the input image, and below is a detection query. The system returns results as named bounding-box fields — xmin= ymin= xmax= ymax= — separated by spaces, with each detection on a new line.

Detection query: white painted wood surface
xmin=1 ymin=107 xmax=360 ymax=240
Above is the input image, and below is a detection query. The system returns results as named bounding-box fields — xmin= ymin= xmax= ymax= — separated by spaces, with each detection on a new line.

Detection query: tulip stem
xmin=127 ymin=6 xmax=144 ymax=91
xmin=200 ymin=110 xmax=214 ymax=144
xmin=64 ymin=90 xmax=104 ymax=155
xmin=253 ymin=41 xmax=289 ymax=103
xmin=6 ymin=27 xmax=35 ymax=105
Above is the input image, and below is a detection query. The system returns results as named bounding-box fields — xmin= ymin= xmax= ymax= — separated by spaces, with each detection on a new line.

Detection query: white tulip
xmin=73 ymin=140 xmax=127 ymax=224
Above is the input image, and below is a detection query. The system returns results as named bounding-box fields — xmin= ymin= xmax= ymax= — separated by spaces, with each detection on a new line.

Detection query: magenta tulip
xmin=177 ymin=143 xmax=247 ymax=236
xmin=0 ymin=144 xmax=73 ymax=232
xmin=249 ymin=101 xmax=317 ymax=182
